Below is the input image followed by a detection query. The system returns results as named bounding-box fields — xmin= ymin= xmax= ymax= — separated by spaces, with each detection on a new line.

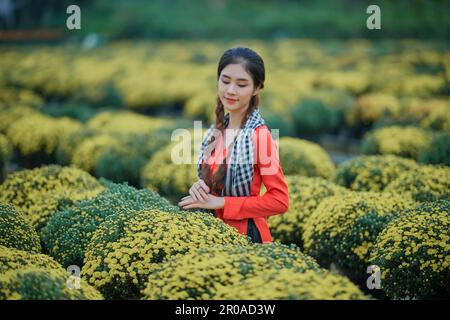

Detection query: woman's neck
xmin=226 ymin=108 xmax=247 ymax=130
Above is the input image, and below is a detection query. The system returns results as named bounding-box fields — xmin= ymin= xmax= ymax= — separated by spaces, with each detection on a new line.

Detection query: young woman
xmin=178 ymin=47 xmax=289 ymax=244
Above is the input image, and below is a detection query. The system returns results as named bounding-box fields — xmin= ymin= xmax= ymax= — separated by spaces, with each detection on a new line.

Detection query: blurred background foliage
xmin=0 ymin=0 xmax=449 ymax=40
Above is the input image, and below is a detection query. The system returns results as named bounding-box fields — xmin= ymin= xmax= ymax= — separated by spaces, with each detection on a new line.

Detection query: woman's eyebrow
xmin=222 ymin=74 xmax=249 ymax=81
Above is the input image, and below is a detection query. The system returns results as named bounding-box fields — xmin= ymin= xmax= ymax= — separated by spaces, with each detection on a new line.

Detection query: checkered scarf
xmin=197 ymin=108 xmax=265 ymax=197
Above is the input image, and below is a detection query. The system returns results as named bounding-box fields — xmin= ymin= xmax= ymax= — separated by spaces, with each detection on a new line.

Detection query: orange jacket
xmin=204 ymin=125 xmax=290 ymax=243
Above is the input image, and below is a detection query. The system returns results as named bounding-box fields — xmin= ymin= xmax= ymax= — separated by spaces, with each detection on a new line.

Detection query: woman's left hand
xmin=178 ymin=194 xmax=225 ymax=210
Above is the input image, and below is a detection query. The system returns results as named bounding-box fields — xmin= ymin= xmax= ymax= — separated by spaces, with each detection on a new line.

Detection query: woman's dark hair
xmin=201 ymin=47 xmax=266 ymax=195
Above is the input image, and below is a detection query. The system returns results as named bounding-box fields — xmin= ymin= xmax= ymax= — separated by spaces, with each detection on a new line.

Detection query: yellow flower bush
xmin=215 ymin=269 xmax=369 ymax=300
xmin=346 ymin=93 xmax=401 ymax=126
xmin=303 ymin=191 xmax=416 ymax=282
xmin=371 ymin=65 xmax=444 ymax=98
xmin=82 ymin=209 xmax=249 ymax=299
xmin=57 ymin=122 xmax=171 ymax=186
xmin=183 ymin=90 xmax=217 ymax=122
xmin=1 ymin=48 xmax=118 ymax=102
xmin=369 ymin=200 xmax=450 ymax=299
xmin=334 ymin=155 xmax=419 ymax=192
xmin=141 ymin=139 xmax=198 ymax=201
xmin=362 ymin=126 xmax=433 ymax=160
xmin=55 ymin=129 xmax=98 ymax=165
xmin=0 ymin=203 xmax=41 ymax=253
xmin=0 ymin=165 xmax=104 ymax=231
xmin=401 ymin=74 xmax=445 ymax=97
xmin=384 ymin=164 xmax=450 ymax=202
xmin=142 ymin=243 xmax=321 ymax=300
xmin=279 ymin=137 xmax=335 ymax=179
xmin=71 ymin=134 xmax=120 ymax=172
xmin=420 ymin=106 xmax=450 ymax=132
xmin=41 ymin=182 xmax=179 ymax=268
xmin=85 ymin=111 xmax=171 ymax=135
xmin=6 ymin=113 xmax=82 ymax=160
xmin=0 ymin=87 xmax=44 ymax=108
xmin=0 ymin=267 xmax=103 ymax=300
xmin=0 ymin=244 xmax=102 ymax=300
xmin=55 ymin=110 xmax=187 ymax=185
xmin=0 ymin=105 xmax=41 ymax=133
xmin=269 ymin=175 xmax=347 ymax=248
xmin=320 ymin=71 xmax=370 ymax=95
xmin=94 ymin=131 xmax=171 ymax=187
xmin=0 ymin=245 xmax=63 ymax=274
xmin=114 ymin=60 xmax=213 ymax=110
xmin=404 ymin=98 xmax=449 ymax=123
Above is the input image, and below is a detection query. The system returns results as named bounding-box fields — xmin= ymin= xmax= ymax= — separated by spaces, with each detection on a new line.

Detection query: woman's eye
xmin=221 ymin=80 xmax=246 ymax=88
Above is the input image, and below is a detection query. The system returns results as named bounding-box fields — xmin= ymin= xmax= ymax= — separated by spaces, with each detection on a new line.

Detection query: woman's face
xmin=218 ymin=63 xmax=260 ymax=113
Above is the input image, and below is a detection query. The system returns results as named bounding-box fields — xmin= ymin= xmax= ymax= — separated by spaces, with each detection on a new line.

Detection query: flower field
xmin=0 ymin=39 xmax=449 ymax=300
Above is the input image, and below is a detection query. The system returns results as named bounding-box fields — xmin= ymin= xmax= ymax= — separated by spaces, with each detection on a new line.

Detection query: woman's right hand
xmin=189 ymin=179 xmax=211 ymax=202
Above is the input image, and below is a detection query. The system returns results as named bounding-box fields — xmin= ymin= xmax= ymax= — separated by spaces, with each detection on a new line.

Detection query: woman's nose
xmin=226 ymin=84 xmax=237 ymax=94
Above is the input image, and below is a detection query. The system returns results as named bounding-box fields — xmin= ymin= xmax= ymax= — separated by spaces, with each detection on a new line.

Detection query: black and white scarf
xmin=197 ymin=108 xmax=266 ymax=197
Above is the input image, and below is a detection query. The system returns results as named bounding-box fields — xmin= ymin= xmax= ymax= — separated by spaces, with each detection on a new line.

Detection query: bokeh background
xmin=0 ymin=0 xmax=448 ymax=301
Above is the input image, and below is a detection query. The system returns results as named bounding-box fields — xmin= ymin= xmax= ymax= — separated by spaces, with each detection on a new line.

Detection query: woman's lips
xmin=225 ymin=98 xmax=237 ymax=104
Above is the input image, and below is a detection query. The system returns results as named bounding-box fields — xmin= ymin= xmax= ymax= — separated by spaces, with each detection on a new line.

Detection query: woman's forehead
xmin=220 ymin=64 xmax=251 ymax=81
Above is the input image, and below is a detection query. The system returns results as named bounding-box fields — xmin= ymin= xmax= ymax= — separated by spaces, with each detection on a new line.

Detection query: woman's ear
xmin=253 ymin=85 xmax=261 ymax=96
